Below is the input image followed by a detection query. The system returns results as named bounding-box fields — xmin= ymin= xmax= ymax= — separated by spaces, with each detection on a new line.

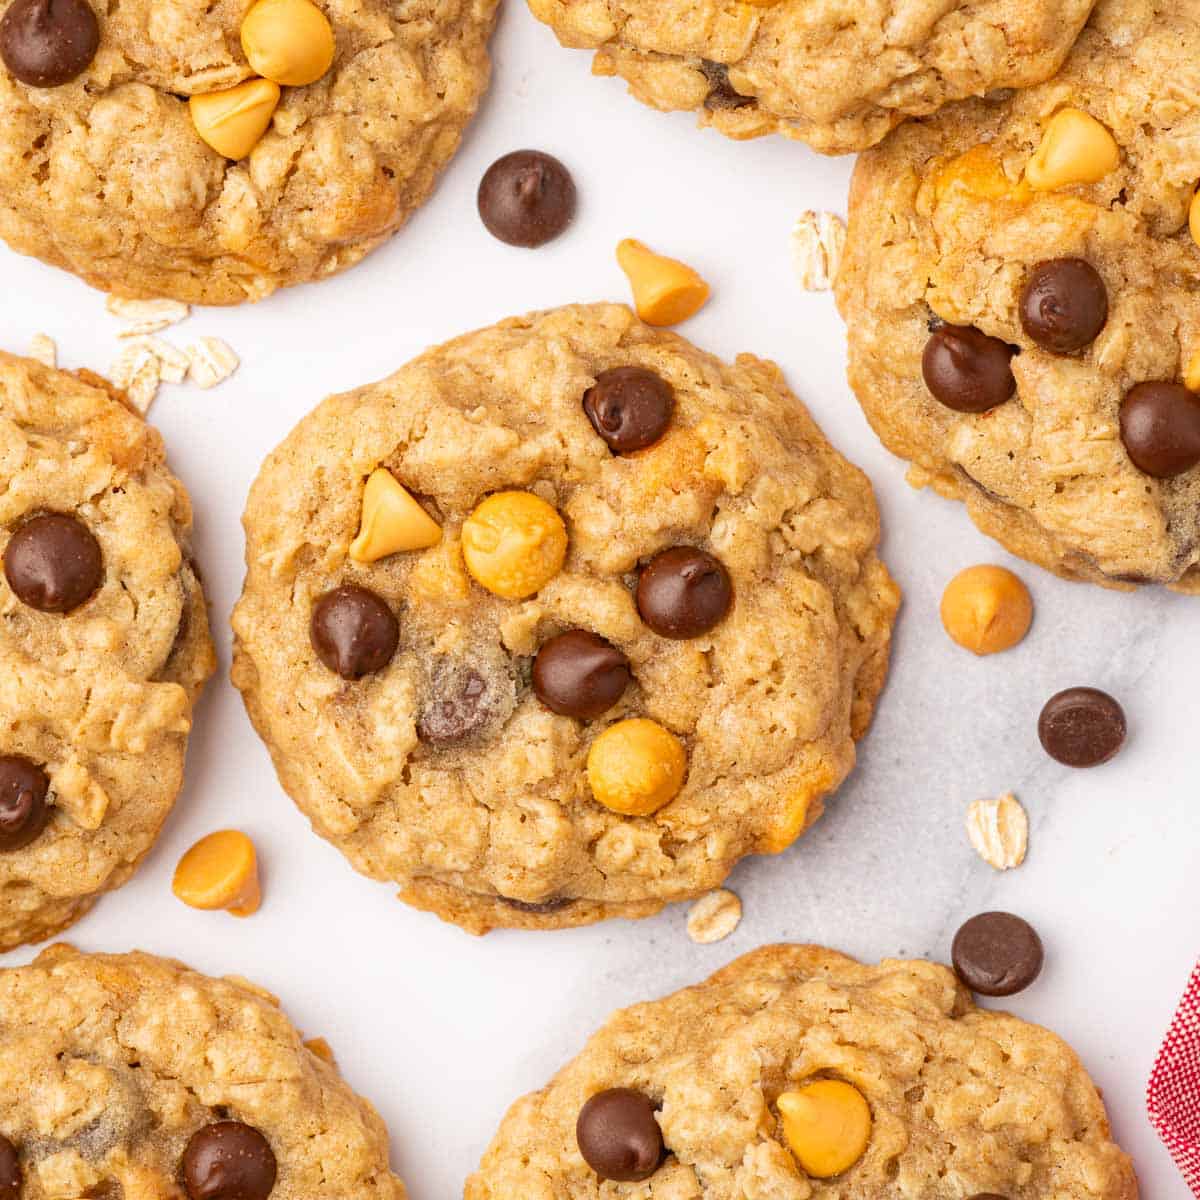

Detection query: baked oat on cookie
xmin=232 ymin=303 xmax=899 ymax=934
xmin=0 ymin=945 xmax=407 ymax=1199
xmin=466 ymin=944 xmax=1138 ymax=1199
xmin=527 ymin=0 xmax=1096 ymax=153
xmin=0 ymin=352 xmax=213 ymax=951
xmin=839 ymin=0 xmax=1200 ymax=590
xmin=0 ymin=0 xmax=496 ymax=303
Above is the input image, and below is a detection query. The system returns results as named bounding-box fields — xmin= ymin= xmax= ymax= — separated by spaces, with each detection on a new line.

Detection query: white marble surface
xmin=2 ymin=6 xmax=1197 ymax=1197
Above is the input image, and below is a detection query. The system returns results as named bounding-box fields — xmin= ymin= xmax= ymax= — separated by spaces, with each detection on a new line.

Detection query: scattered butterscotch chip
xmin=791 ymin=211 xmax=846 ymax=291
xmin=940 ymin=564 xmax=1033 ymax=655
xmin=616 ymin=238 xmax=710 ymax=326
xmin=349 ymin=468 xmax=442 ymax=562
xmin=105 ymin=296 xmax=191 ymax=336
xmin=173 ymin=830 xmax=262 ymax=917
xmin=965 ymin=793 xmax=1028 ymax=871
xmin=187 ymin=337 xmax=240 ymax=388
xmin=686 ymin=888 xmax=742 ymax=943
xmin=28 ymin=333 xmax=56 ymax=368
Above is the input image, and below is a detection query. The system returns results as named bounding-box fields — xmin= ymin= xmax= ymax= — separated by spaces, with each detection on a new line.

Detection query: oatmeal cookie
xmin=0 ymin=945 xmax=406 ymax=1199
xmin=0 ymin=0 xmax=496 ymax=303
xmin=527 ymin=0 xmax=1095 ymax=153
xmin=839 ymin=0 xmax=1200 ymax=590
xmin=466 ymin=943 xmax=1138 ymax=1199
xmin=231 ymin=303 xmax=899 ymax=933
xmin=0 ymin=352 xmax=213 ymax=951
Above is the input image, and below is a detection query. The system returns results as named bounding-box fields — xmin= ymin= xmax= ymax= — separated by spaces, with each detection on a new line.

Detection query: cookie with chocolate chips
xmin=839 ymin=0 xmax=1200 ymax=591
xmin=526 ymin=0 xmax=1095 ymax=153
xmin=0 ymin=946 xmax=406 ymax=1200
xmin=232 ymin=303 xmax=899 ymax=933
xmin=0 ymin=351 xmax=213 ymax=951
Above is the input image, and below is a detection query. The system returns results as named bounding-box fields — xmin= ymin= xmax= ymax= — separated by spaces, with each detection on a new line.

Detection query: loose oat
xmin=186 ymin=338 xmax=239 ymax=388
xmin=965 ymin=793 xmax=1029 ymax=871
xmin=686 ymin=889 xmax=742 ymax=944
xmin=28 ymin=334 xmax=56 ymax=368
xmin=110 ymin=341 xmax=163 ymax=414
xmin=105 ymin=296 xmax=192 ymax=336
xmin=791 ymin=211 xmax=846 ymax=291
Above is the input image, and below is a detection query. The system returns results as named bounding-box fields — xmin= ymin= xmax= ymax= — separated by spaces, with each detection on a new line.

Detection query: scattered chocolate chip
xmin=583 ymin=366 xmax=674 ymax=454
xmin=576 ymin=1088 xmax=664 ymax=1183
xmin=3 ymin=512 xmax=102 ymax=614
xmin=500 ymin=895 xmax=573 ymax=914
xmin=952 ymin=912 xmax=1044 ymax=997
xmin=699 ymin=59 xmax=754 ymax=110
xmin=418 ymin=661 xmax=494 ymax=744
xmin=0 ymin=756 xmax=50 ymax=852
xmin=921 ymin=325 xmax=1016 ymax=413
xmin=1119 ymin=381 xmax=1200 ymax=478
xmin=1038 ymin=686 xmax=1126 ymax=767
xmin=533 ymin=630 xmax=631 ymax=720
xmin=1019 ymin=258 xmax=1108 ymax=354
xmin=309 ymin=585 xmax=398 ymax=680
xmin=477 ymin=150 xmax=576 ymax=248
xmin=637 ymin=547 xmax=732 ymax=639
xmin=0 ymin=1133 xmax=20 ymax=1200
xmin=0 ymin=0 xmax=99 ymax=86
xmin=182 ymin=1121 xmax=277 ymax=1200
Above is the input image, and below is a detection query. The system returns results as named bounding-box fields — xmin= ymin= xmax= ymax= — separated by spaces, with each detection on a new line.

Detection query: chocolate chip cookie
xmin=839 ymin=0 xmax=1200 ymax=590
xmin=527 ymin=0 xmax=1095 ymax=153
xmin=232 ymin=303 xmax=899 ymax=933
xmin=0 ymin=0 xmax=496 ymax=303
xmin=466 ymin=943 xmax=1138 ymax=1198
xmin=0 ymin=352 xmax=213 ymax=951
xmin=0 ymin=945 xmax=406 ymax=1199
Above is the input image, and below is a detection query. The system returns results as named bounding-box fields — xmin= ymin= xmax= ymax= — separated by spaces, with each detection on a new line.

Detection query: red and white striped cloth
xmin=1149 ymin=961 xmax=1200 ymax=1194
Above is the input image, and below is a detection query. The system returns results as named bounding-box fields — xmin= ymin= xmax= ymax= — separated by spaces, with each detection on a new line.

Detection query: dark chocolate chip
xmin=583 ymin=366 xmax=674 ymax=454
xmin=4 ymin=512 xmax=102 ymax=613
xmin=477 ymin=150 xmax=576 ymax=248
xmin=309 ymin=585 xmax=398 ymax=680
xmin=699 ymin=59 xmax=754 ymax=110
xmin=417 ymin=661 xmax=493 ymax=744
xmin=921 ymin=325 xmax=1016 ymax=413
xmin=0 ymin=1133 xmax=20 ymax=1200
xmin=0 ymin=0 xmax=99 ymax=86
xmin=533 ymin=630 xmax=631 ymax=720
xmin=0 ymin=756 xmax=50 ymax=852
xmin=182 ymin=1121 xmax=276 ymax=1200
xmin=576 ymin=1088 xmax=664 ymax=1183
xmin=1019 ymin=258 xmax=1108 ymax=354
xmin=636 ymin=547 xmax=732 ymax=639
xmin=1038 ymin=686 xmax=1126 ymax=768
xmin=951 ymin=912 xmax=1044 ymax=997
xmin=500 ymin=895 xmax=573 ymax=914
xmin=1119 ymin=381 xmax=1200 ymax=478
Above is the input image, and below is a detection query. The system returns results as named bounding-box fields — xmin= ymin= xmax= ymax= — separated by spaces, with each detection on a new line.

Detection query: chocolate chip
xmin=1038 ymin=686 xmax=1126 ymax=767
xmin=309 ymin=585 xmax=398 ymax=680
xmin=0 ymin=1133 xmax=20 ymax=1200
xmin=1019 ymin=258 xmax=1108 ymax=354
xmin=637 ymin=547 xmax=732 ymax=639
xmin=0 ymin=756 xmax=50 ymax=852
xmin=533 ymin=630 xmax=631 ymax=719
xmin=477 ymin=150 xmax=576 ymax=248
xmin=576 ymin=1088 xmax=664 ymax=1183
xmin=583 ymin=367 xmax=674 ymax=454
xmin=921 ymin=325 xmax=1016 ymax=413
xmin=699 ymin=59 xmax=754 ymax=110
xmin=968 ymin=1195 xmax=1008 ymax=1200
xmin=4 ymin=513 xmax=102 ymax=613
xmin=0 ymin=0 xmax=99 ymax=86
xmin=1119 ymin=381 xmax=1200 ymax=478
xmin=182 ymin=1121 xmax=276 ymax=1200
xmin=951 ymin=912 xmax=1044 ymax=997
xmin=500 ymin=895 xmax=573 ymax=914
xmin=417 ymin=661 xmax=493 ymax=744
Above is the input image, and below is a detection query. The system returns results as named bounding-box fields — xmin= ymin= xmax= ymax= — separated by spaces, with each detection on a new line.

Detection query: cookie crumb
xmin=687 ymin=888 xmax=742 ymax=943
xmin=106 ymin=296 xmax=191 ymax=336
xmin=186 ymin=338 xmax=239 ymax=388
xmin=28 ymin=333 xmax=57 ymax=368
xmin=965 ymin=793 xmax=1028 ymax=871
xmin=791 ymin=211 xmax=846 ymax=291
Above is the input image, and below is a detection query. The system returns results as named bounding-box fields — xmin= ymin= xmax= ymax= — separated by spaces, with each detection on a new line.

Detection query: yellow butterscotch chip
xmin=304 ymin=1036 xmax=336 ymax=1063
xmin=241 ymin=0 xmax=336 ymax=87
xmin=461 ymin=491 xmax=567 ymax=599
xmin=349 ymin=468 xmax=442 ymax=562
xmin=617 ymin=239 xmax=710 ymax=327
xmin=1186 ymin=347 xmax=1200 ymax=394
xmin=189 ymin=79 xmax=280 ymax=160
xmin=1189 ymin=188 xmax=1200 ymax=252
xmin=587 ymin=718 xmax=687 ymax=816
xmin=172 ymin=830 xmax=261 ymax=917
xmin=940 ymin=564 xmax=1033 ymax=656
xmin=1024 ymin=108 xmax=1120 ymax=192
xmin=778 ymin=1080 xmax=871 ymax=1178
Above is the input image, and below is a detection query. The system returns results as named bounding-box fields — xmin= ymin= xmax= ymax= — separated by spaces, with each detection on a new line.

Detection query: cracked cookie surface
xmin=0 ymin=352 xmax=214 ymax=951
xmin=0 ymin=945 xmax=407 ymax=1199
xmin=527 ymin=0 xmax=1095 ymax=153
xmin=0 ymin=0 xmax=496 ymax=303
xmin=231 ymin=303 xmax=899 ymax=934
xmin=839 ymin=0 xmax=1200 ymax=590
xmin=466 ymin=943 xmax=1138 ymax=1199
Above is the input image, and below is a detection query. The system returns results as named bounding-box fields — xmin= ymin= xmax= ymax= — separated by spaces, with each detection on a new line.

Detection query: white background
xmin=4 ymin=5 xmax=1199 ymax=1197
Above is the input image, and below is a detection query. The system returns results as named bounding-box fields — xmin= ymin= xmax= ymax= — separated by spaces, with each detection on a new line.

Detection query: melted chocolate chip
xmin=1038 ymin=687 xmax=1126 ymax=768
xmin=699 ymin=59 xmax=754 ymax=110
xmin=1019 ymin=258 xmax=1108 ymax=354
xmin=533 ymin=630 xmax=631 ymax=719
xmin=636 ymin=547 xmax=732 ymax=639
xmin=951 ymin=912 xmax=1044 ymax=997
xmin=583 ymin=367 xmax=674 ymax=454
xmin=4 ymin=512 xmax=102 ymax=613
xmin=0 ymin=756 xmax=50 ymax=852
xmin=477 ymin=150 xmax=576 ymax=248
xmin=309 ymin=585 xmax=399 ymax=680
xmin=0 ymin=0 xmax=99 ymax=86
xmin=0 ymin=1133 xmax=20 ymax=1200
xmin=1119 ymin=381 xmax=1200 ymax=478
xmin=576 ymin=1089 xmax=664 ymax=1183
xmin=417 ymin=661 xmax=494 ymax=744
xmin=921 ymin=325 xmax=1016 ymax=413
xmin=500 ymin=895 xmax=574 ymax=914
xmin=182 ymin=1122 xmax=276 ymax=1200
